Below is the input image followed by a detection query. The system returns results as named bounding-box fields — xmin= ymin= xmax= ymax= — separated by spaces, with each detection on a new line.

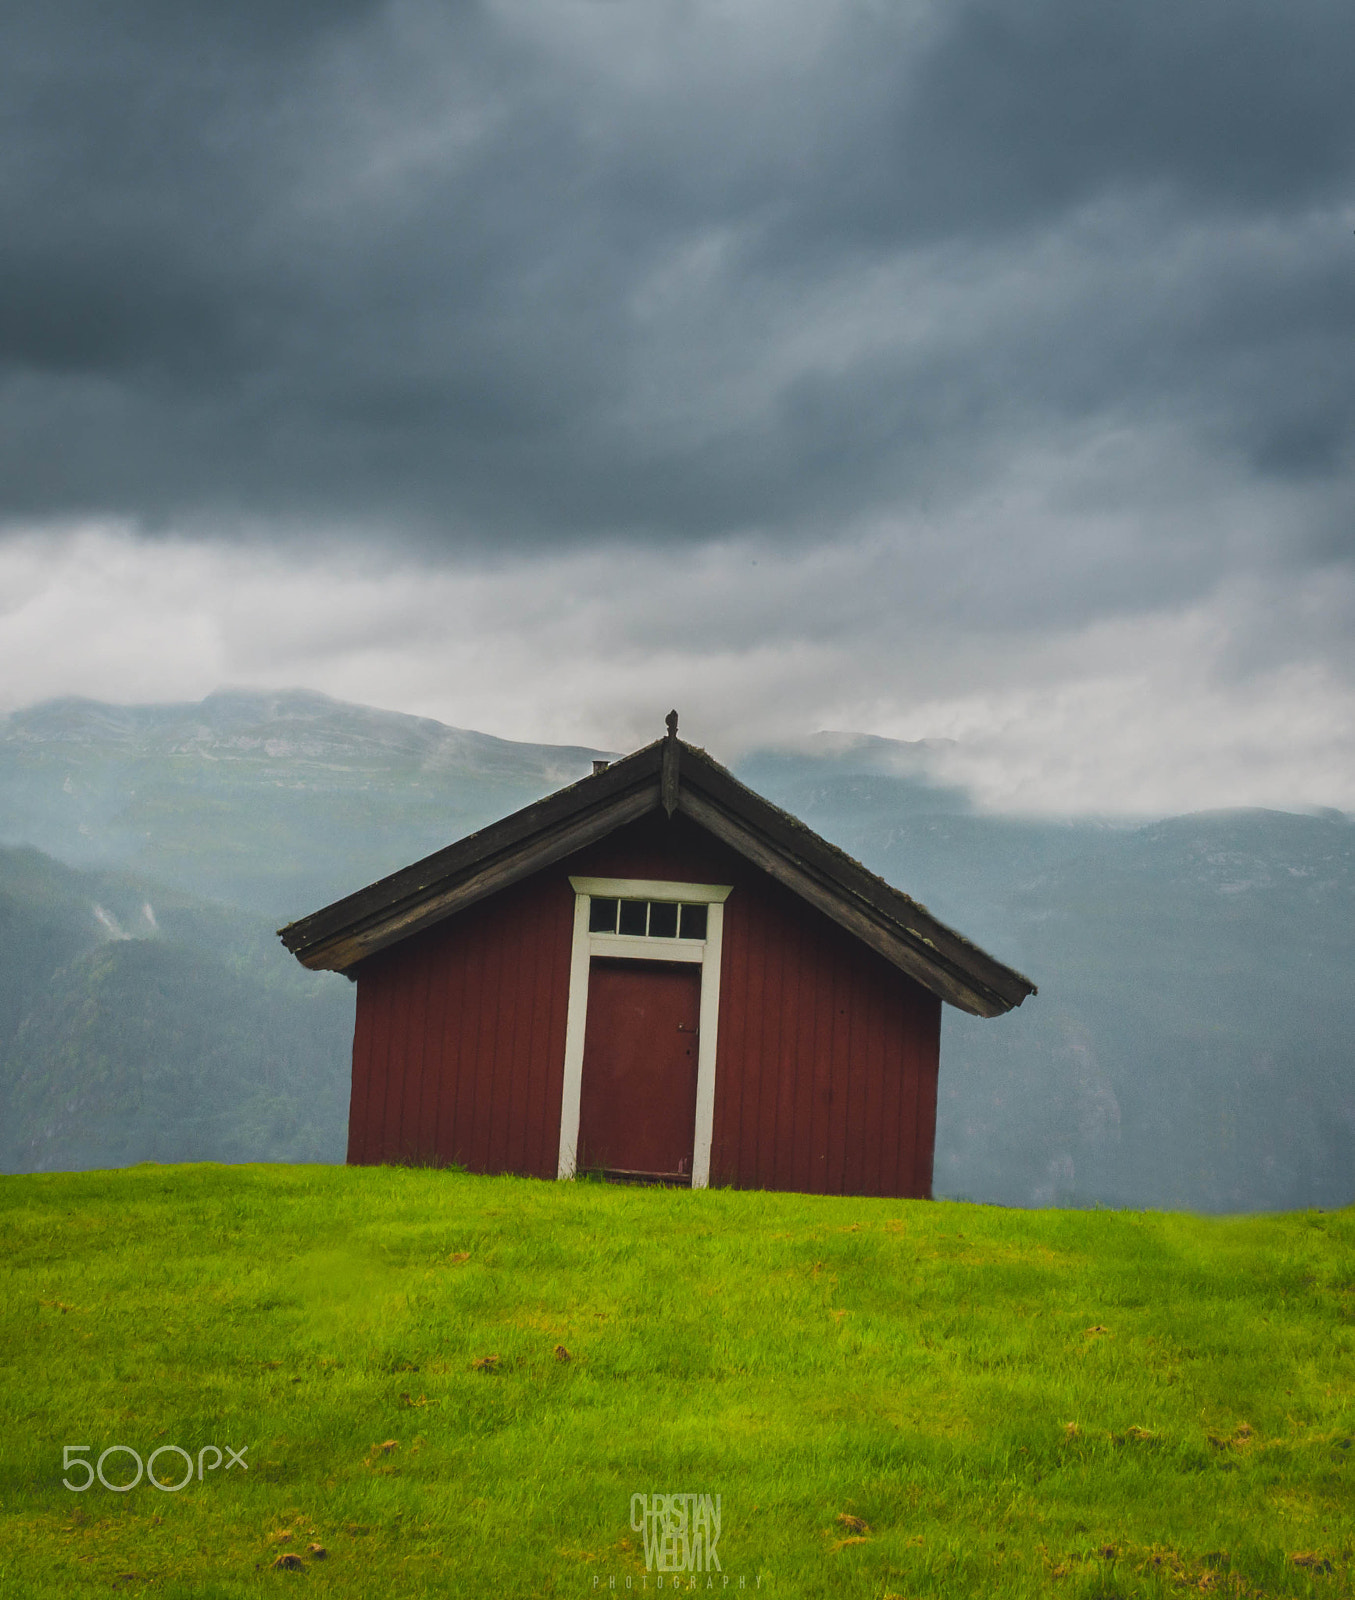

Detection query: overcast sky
xmin=2 ymin=0 xmax=1352 ymax=813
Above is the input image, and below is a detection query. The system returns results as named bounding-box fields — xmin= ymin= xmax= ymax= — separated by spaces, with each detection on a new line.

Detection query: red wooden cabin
xmin=280 ymin=716 xmax=1034 ymax=1197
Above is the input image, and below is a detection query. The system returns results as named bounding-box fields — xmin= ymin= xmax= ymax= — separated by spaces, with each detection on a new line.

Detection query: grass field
xmin=0 ymin=1164 xmax=1352 ymax=1598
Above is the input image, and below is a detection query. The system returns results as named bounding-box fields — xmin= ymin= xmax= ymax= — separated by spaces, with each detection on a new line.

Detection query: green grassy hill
xmin=1 ymin=1164 xmax=1351 ymax=1598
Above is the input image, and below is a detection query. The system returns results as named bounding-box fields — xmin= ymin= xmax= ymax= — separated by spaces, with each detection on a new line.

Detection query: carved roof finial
xmin=661 ymin=710 xmax=680 ymax=817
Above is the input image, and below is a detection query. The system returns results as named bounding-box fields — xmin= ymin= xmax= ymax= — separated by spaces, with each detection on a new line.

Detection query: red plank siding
xmin=348 ymin=872 xmax=574 ymax=1174
xmin=347 ymin=810 xmax=940 ymax=1197
xmin=702 ymin=846 xmax=939 ymax=1200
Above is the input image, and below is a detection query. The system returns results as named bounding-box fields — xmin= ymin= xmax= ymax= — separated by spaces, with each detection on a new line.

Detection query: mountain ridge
xmin=1 ymin=688 xmax=1350 ymax=1211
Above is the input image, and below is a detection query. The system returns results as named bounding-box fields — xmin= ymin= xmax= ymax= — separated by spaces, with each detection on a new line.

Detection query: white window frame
xmin=557 ymin=876 xmax=732 ymax=1188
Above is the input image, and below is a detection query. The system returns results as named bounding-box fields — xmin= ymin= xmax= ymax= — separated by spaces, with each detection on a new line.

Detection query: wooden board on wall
xmin=347 ymin=811 xmax=941 ymax=1199
xmin=348 ymin=872 xmax=574 ymax=1176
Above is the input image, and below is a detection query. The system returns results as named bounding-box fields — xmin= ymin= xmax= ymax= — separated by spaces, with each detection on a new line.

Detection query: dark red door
xmin=577 ymin=959 xmax=701 ymax=1183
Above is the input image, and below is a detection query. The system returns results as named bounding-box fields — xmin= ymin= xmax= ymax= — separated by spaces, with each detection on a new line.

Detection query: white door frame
xmin=557 ymin=875 xmax=732 ymax=1187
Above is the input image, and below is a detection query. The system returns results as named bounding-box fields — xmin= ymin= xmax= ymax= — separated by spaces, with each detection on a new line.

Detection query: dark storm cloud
xmin=880 ymin=0 xmax=1354 ymax=230
xmin=1 ymin=0 xmax=1352 ymax=547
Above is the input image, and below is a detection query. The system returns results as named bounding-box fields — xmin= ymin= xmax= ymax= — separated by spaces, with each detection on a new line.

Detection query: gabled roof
xmin=278 ymin=721 xmax=1036 ymax=1018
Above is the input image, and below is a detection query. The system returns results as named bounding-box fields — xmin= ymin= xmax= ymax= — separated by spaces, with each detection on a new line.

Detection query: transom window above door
xmin=588 ymin=897 xmax=708 ymax=940
xmin=568 ymin=877 xmax=733 ymax=952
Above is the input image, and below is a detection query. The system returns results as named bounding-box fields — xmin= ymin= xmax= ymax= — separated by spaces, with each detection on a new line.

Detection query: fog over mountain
xmin=0 ymin=844 xmax=352 ymax=1175
xmin=0 ymin=687 xmax=603 ymax=915
xmin=2 ymin=689 xmax=1350 ymax=1212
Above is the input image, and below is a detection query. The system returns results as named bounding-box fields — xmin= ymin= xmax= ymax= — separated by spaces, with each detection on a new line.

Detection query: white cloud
xmin=0 ymin=519 xmax=1351 ymax=817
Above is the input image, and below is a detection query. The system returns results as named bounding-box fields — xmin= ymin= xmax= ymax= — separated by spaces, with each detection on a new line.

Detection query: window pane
xmin=648 ymin=901 xmax=678 ymax=938
xmin=679 ymin=903 xmax=708 ymax=940
xmin=618 ymin=899 xmax=648 ymax=936
xmin=588 ymin=897 xmax=618 ymax=933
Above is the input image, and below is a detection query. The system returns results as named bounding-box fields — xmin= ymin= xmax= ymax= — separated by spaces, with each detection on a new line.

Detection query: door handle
xmin=677 ymin=1024 xmax=699 ymax=1034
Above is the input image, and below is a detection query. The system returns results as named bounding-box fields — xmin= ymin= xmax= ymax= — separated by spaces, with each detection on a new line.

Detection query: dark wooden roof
xmin=278 ymin=727 xmax=1036 ymax=1017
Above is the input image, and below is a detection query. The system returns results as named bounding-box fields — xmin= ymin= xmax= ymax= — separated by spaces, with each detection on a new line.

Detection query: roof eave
xmin=278 ymin=741 xmax=665 ymax=971
xmin=676 ymin=782 xmax=1030 ymax=1017
xmin=289 ymin=783 xmax=661 ymax=972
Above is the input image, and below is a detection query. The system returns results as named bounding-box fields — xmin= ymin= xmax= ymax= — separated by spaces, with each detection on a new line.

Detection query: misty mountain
xmin=743 ymin=748 xmax=1355 ymax=1212
xmin=1 ymin=691 xmax=1351 ymax=1212
xmin=0 ymin=846 xmax=352 ymax=1173
xmin=0 ymin=689 xmax=604 ymax=919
